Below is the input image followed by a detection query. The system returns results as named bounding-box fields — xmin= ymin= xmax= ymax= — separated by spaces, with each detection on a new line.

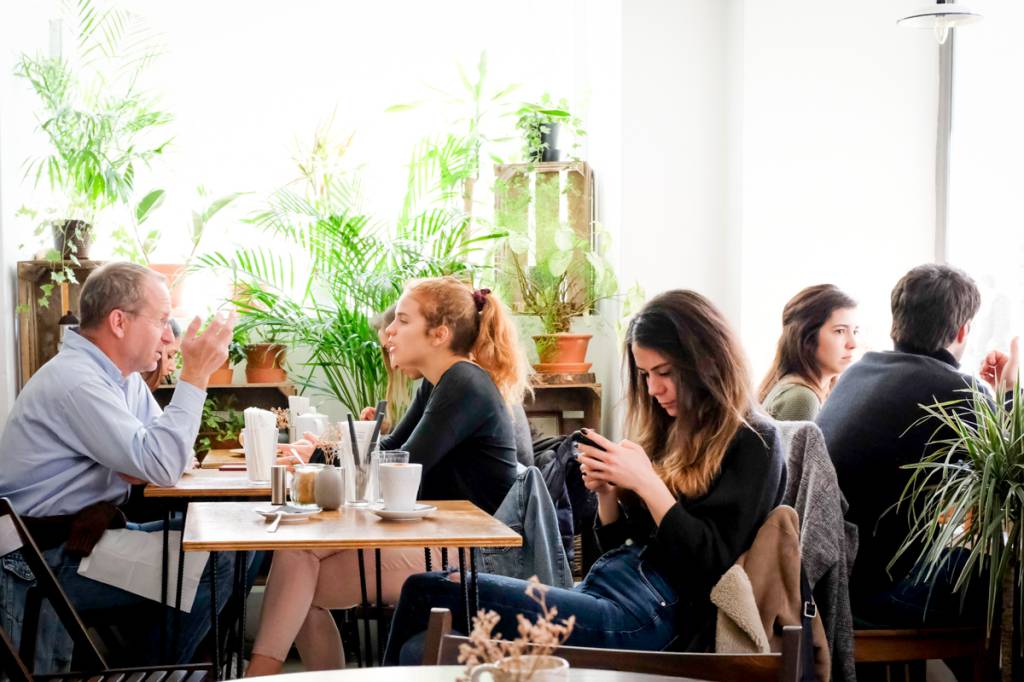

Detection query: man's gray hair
xmin=79 ymin=262 xmax=165 ymax=329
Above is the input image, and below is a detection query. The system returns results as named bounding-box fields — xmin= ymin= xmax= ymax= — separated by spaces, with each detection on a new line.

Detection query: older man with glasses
xmin=0 ymin=261 xmax=239 ymax=671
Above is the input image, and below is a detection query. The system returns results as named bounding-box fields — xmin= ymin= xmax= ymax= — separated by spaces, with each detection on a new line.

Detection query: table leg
xmin=459 ymin=548 xmax=470 ymax=633
xmin=235 ymin=551 xmax=248 ymax=677
xmin=375 ymin=548 xmax=384 ymax=666
xmin=172 ymin=504 xmax=188 ymax=656
xmin=210 ymin=550 xmax=221 ymax=680
xmin=424 ymin=548 xmax=432 ymax=572
xmin=357 ymin=549 xmax=371 ymax=667
xmin=469 ymin=547 xmax=480 ymax=618
xmin=441 ymin=547 xmax=449 ymax=572
xmin=161 ymin=506 xmax=170 ymax=659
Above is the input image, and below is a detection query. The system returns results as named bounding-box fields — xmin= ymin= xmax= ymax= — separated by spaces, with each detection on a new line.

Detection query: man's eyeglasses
xmin=125 ymin=310 xmax=171 ymax=330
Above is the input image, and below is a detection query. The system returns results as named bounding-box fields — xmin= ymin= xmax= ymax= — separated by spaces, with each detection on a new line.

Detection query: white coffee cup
xmin=378 ymin=462 xmax=422 ymax=511
xmin=470 ymin=655 xmax=569 ymax=681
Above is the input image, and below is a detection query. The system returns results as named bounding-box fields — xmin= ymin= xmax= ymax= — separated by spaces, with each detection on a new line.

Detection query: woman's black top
xmin=594 ymin=415 xmax=786 ymax=649
xmin=377 ymin=361 xmax=518 ymax=515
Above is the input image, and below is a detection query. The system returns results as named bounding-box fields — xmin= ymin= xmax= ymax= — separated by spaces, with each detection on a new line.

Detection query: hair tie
xmin=472 ymin=288 xmax=491 ymax=312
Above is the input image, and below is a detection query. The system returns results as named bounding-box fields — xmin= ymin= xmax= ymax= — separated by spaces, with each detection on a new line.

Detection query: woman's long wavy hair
xmin=625 ymin=290 xmax=755 ymax=498
xmin=757 ymin=284 xmax=856 ymax=403
xmin=370 ymin=305 xmax=412 ymax=429
xmin=405 ymin=276 xmax=531 ymax=404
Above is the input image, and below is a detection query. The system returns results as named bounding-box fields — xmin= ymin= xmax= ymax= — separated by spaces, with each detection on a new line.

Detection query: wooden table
xmin=253 ymin=666 xmax=697 ymax=681
xmin=200 ymin=448 xmax=245 ymax=470
xmin=184 ymin=501 xmax=522 ymax=677
xmin=144 ymin=469 xmax=270 ymax=498
xmin=181 ymin=500 xmax=521 ymax=551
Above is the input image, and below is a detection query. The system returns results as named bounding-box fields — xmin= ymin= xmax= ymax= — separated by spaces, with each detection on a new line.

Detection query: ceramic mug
xmin=469 ymin=655 xmax=569 ymax=682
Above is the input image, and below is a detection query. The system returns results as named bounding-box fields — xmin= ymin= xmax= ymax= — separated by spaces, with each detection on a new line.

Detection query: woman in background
xmin=759 ymin=284 xmax=858 ymax=421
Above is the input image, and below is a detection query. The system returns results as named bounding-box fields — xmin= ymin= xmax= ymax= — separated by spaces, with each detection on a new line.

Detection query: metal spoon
xmin=267 ymin=511 xmax=283 ymax=533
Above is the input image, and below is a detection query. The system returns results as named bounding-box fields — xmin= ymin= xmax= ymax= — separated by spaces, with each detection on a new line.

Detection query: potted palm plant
xmin=497 ymin=222 xmax=617 ymax=373
xmin=894 ymin=383 xmax=1024 ymax=680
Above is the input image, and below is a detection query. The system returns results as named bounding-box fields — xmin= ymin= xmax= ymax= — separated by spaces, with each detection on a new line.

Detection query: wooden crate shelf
xmin=16 ymin=259 xmax=103 ymax=391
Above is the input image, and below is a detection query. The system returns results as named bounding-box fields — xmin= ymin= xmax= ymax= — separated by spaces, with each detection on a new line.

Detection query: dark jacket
xmin=816 ymin=345 xmax=976 ymax=606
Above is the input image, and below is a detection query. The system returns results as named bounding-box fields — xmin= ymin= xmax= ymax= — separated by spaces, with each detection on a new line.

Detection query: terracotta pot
xmin=209 ymin=360 xmax=233 ymax=385
xmin=208 ymin=435 xmax=241 ymax=450
xmin=53 ymin=220 xmax=92 ymax=260
xmin=149 ymin=263 xmax=187 ymax=314
xmin=532 ymin=333 xmax=592 ymax=373
xmin=245 ymin=343 xmax=287 ymax=383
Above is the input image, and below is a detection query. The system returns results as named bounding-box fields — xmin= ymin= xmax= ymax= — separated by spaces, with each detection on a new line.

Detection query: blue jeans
xmin=853 ymin=549 xmax=988 ymax=628
xmin=0 ymin=520 xmax=250 ymax=673
xmin=383 ymin=543 xmax=680 ymax=665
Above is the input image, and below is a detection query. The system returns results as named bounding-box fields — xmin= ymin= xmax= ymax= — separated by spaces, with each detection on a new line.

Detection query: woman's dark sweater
xmin=378 ymin=361 xmax=517 ymax=514
xmin=594 ymin=416 xmax=786 ymax=648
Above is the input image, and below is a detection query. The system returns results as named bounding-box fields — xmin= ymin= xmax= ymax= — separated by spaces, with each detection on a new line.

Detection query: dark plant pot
xmin=52 ymin=220 xmax=92 ymax=260
xmin=532 ymin=333 xmax=592 ymax=373
xmin=245 ymin=343 xmax=287 ymax=383
xmin=541 ymin=122 xmax=561 ymax=162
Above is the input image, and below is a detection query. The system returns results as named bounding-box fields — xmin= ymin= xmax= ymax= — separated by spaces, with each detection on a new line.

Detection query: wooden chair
xmin=853 ymin=627 xmax=987 ymax=682
xmin=420 ymin=607 xmax=803 ymax=682
xmin=0 ymin=497 xmax=212 ymax=682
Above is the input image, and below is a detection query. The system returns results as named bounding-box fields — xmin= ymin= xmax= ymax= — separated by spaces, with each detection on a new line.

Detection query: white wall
xmin=738 ymin=0 xmax=940 ymax=377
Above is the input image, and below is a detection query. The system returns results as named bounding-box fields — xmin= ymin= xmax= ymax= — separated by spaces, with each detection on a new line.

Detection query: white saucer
xmin=255 ymin=505 xmax=321 ymax=522
xmin=368 ymin=503 xmax=437 ymax=521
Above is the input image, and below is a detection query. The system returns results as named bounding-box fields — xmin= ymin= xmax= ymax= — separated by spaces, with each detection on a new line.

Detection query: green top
xmin=762 ymin=380 xmax=821 ymax=421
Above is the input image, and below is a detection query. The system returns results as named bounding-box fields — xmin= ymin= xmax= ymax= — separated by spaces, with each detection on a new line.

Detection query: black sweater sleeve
xmin=378 ymin=380 xmax=430 ymax=451
xmin=596 ymin=422 xmax=786 ymax=591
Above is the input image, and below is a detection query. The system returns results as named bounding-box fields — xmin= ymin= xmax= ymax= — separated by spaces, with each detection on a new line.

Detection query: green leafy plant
xmin=893 ymin=382 xmax=1024 ymax=654
xmin=493 ymin=220 xmax=617 ymax=336
xmin=14 ymin=0 xmax=172 ymax=299
xmin=197 ymin=397 xmax=245 ymax=455
xmin=514 ymin=94 xmax=584 ymax=162
xmin=200 ymin=122 xmax=502 ymax=415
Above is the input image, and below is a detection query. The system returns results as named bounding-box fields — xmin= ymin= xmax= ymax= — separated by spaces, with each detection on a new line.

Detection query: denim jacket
xmin=479 ymin=466 xmax=573 ymax=588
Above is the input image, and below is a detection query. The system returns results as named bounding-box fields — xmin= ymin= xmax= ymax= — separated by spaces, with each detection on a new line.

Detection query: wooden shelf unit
xmin=16 ymin=259 xmax=104 ymax=391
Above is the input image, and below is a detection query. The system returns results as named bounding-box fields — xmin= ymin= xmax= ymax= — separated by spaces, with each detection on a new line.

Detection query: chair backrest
xmin=0 ymin=497 xmax=106 ymax=679
xmin=422 ymin=607 xmax=802 ymax=682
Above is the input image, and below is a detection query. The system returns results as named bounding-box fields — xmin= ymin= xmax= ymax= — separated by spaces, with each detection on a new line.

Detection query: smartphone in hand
xmin=571 ymin=430 xmax=606 ymax=453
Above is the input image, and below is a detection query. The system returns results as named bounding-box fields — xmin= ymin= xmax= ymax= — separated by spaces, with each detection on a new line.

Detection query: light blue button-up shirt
xmin=0 ymin=329 xmax=205 ymax=516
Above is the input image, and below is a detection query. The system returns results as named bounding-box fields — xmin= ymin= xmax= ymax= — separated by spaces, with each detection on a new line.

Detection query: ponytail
xmin=405 ymin=277 xmax=531 ymax=404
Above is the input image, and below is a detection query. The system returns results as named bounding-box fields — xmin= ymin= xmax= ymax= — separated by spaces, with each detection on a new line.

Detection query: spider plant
xmin=893 ymin=381 xmax=1023 ymax=675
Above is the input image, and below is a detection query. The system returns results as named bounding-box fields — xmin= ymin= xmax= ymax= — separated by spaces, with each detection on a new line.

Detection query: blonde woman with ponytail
xmin=248 ymin=276 xmax=529 ymax=676
xmin=384 ymin=290 xmax=787 ymax=663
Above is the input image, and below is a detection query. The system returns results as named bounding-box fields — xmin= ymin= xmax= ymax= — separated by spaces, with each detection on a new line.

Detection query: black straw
xmin=347 ymin=413 xmax=361 ymax=468
xmin=366 ymin=400 xmax=387 ymax=461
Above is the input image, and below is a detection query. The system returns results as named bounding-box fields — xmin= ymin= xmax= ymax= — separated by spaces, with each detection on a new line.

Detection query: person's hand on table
xmin=275 ymin=432 xmax=320 ymax=470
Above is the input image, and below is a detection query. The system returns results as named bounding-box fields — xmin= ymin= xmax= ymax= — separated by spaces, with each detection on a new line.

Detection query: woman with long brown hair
xmin=247 ymin=276 xmax=530 ymax=676
xmin=759 ymin=284 xmax=858 ymax=421
xmin=383 ymin=290 xmax=787 ymax=661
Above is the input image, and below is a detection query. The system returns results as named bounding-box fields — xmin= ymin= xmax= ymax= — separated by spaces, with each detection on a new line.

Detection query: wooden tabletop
xmin=144 ymin=469 xmax=271 ymax=498
xmin=252 ymin=665 xmax=696 ymax=681
xmin=182 ymin=500 xmax=523 ymax=552
xmin=200 ymin=448 xmax=244 ymax=470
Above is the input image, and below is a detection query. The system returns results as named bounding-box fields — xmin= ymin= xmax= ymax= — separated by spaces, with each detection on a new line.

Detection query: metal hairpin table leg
xmin=235 ymin=551 xmax=248 ymax=677
xmin=441 ymin=547 xmax=449 ymax=572
xmin=210 ymin=551 xmax=221 ymax=680
xmin=357 ymin=549 xmax=372 ymax=666
xmin=458 ymin=548 xmax=470 ymax=632
xmin=161 ymin=506 xmax=170 ymax=659
xmin=375 ymin=548 xmax=384 ymax=665
xmin=469 ymin=548 xmax=480 ymax=618
xmin=424 ymin=548 xmax=432 ymax=572
xmin=172 ymin=504 xmax=188 ymax=657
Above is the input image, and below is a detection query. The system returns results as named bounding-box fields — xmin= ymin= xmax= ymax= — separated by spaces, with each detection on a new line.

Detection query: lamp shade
xmin=898 ymin=2 xmax=982 ymax=44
